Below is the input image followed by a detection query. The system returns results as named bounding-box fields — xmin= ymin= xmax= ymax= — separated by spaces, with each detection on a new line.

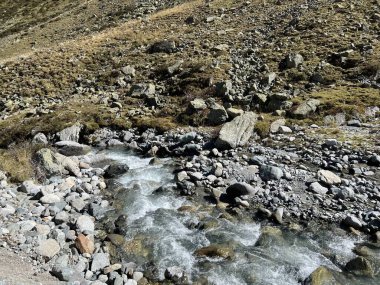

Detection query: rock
xmin=226 ymin=182 xmax=258 ymax=198
xmin=344 ymin=257 xmax=373 ymax=277
xmin=17 ymin=180 xmax=40 ymax=195
xmin=334 ymin=187 xmax=354 ymax=200
xmin=303 ymin=266 xmax=342 ymax=285
xmin=176 ymin=171 xmax=189 ymax=182
xmin=194 ymin=244 xmax=234 ymax=259
xmin=121 ymin=65 xmax=135 ymax=77
xmin=324 ymin=113 xmax=346 ymax=126
xmin=262 ymin=72 xmax=276 ymax=85
xmin=215 ymin=80 xmax=233 ymax=98
xmin=52 ymin=266 xmax=83 ymax=282
xmin=207 ymin=103 xmax=228 ymax=125
xmin=309 ymin=182 xmax=328 ymax=195
xmin=273 ymin=207 xmax=284 ymax=224
xmin=278 ymin=125 xmax=292 ymax=133
xmin=347 ymin=119 xmax=361 ymax=127
xmin=343 ymin=215 xmax=362 ymax=229
xmin=215 ymin=112 xmax=257 ymax=149
xmin=40 ymin=194 xmax=61 ymax=204
xmin=35 ymin=224 xmax=51 ymax=236
xmin=55 ymin=211 xmax=69 ymax=224
xmin=226 ymin=108 xmax=244 ymax=118
xmin=368 ymin=155 xmax=380 ymax=167
xmin=270 ymin=118 xmax=286 ymax=133
xmin=76 ymin=215 xmax=95 ymax=233
xmin=291 ymin=99 xmax=320 ymax=118
xmin=324 ymin=139 xmax=339 ymax=147
xmin=188 ymin=98 xmax=207 ymax=112
xmin=148 ymin=40 xmax=176 ymax=53
xmin=55 ymin=141 xmax=91 ymax=156
xmin=129 ymin=83 xmax=155 ymax=98
xmin=91 ymin=253 xmax=110 ymax=272
xmin=75 ymin=234 xmax=94 ymax=254
xmin=255 ymin=227 xmax=284 ymax=247
xmin=282 ymin=53 xmax=304 ymax=69
xmin=36 ymin=239 xmax=60 ymax=258
xmin=259 ymin=165 xmax=283 ymax=181
xmin=104 ymin=264 xmax=122 ymax=274
xmin=32 ymin=133 xmax=48 ymax=145
xmin=56 ymin=123 xmax=82 ymax=142
xmin=133 ymin=272 xmax=144 ymax=282
xmin=180 ymin=132 xmax=197 ymax=144
xmin=164 ymin=266 xmax=186 ymax=282
xmin=35 ymin=148 xmax=82 ymax=177
xmin=317 ymin=170 xmax=341 ymax=186
xmin=104 ymin=163 xmax=129 ymax=178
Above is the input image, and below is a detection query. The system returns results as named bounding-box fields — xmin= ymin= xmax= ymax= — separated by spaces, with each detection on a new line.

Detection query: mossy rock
xmin=303 ymin=266 xmax=344 ymax=285
xmin=194 ymin=244 xmax=234 ymax=259
xmin=255 ymin=226 xmax=284 ymax=247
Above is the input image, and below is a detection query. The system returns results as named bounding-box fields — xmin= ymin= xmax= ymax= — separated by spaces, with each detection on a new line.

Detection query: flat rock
xmin=36 ymin=239 xmax=60 ymax=258
xmin=317 ymin=169 xmax=341 ymax=186
xmin=215 ymin=112 xmax=257 ymax=149
xmin=91 ymin=253 xmax=110 ymax=272
xmin=76 ymin=215 xmax=95 ymax=233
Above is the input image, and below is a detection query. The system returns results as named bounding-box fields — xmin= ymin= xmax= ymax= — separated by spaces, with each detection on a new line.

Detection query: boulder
xmin=226 ymin=182 xmax=258 ymax=198
xmin=303 ymin=266 xmax=343 ymax=285
xmin=344 ymin=257 xmax=373 ymax=277
xmin=368 ymin=155 xmax=380 ymax=167
xmin=343 ymin=215 xmax=362 ymax=229
xmin=55 ymin=141 xmax=91 ymax=156
xmin=291 ymin=99 xmax=320 ymax=118
xmin=129 ymin=83 xmax=155 ymax=98
xmin=259 ymin=165 xmax=283 ymax=181
xmin=207 ymin=103 xmax=228 ymax=125
xmin=17 ymin=180 xmax=41 ymax=195
xmin=148 ymin=40 xmax=176 ymax=53
xmin=255 ymin=227 xmax=284 ymax=247
xmin=281 ymin=53 xmax=304 ymax=69
xmin=194 ymin=244 xmax=234 ymax=259
xmin=309 ymin=182 xmax=328 ymax=195
xmin=36 ymin=239 xmax=60 ymax=258
xmin=76 ymin=215 xmax=95 ymax=233
xmin=215 ymin=112 xmax=257 ymax=149
xmin=188 ymin=98 xmax=207 ymax=113
xmin=270 ymin=118 xmax=286 ymax=133
xmin=35 ymin=148 xmax=81 ymax=177
xmin=32 ymin=133 xmax=48 ymax=145
xmin=104 ymin=163 xmax=129 ymax=178
xmin=317 ymin=170 xmax=341 ymax=186
xmin=75 ymin=234 xmax=95 ymax=254
xmin=56 ymin=123 xmax=82 ymax=142
xmin=91 ymin=253 xmax=110 ymax=272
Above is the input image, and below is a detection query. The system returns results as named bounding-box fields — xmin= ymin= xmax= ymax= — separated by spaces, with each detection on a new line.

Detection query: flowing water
xmin=104 ymin=150 xmax=379 ymax=285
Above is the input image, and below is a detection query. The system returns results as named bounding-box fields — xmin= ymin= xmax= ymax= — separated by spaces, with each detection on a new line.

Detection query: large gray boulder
xmin=56 ymin=123 xmax=82 ymax=142
xmin=291 ymin=99 xmax=320 ymax=118
xmin=215 ymin=112 xmax=257 ymax=149
xmin=35 ymin=148 xmax=82 ymax=177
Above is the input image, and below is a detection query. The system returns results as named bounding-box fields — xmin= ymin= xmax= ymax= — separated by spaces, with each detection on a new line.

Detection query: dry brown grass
xmin=0 ymin=142 xmax=37 ymax=182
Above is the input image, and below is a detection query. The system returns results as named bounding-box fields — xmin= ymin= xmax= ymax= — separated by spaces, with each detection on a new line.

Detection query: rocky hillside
xmin=0 ymin=0 xmax=378 ymax=148
xmin=0 ymin=1 xmax=380 ymax=285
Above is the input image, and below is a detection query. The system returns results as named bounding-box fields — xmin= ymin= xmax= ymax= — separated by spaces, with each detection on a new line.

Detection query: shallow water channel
xmin=104 ymin=150 xmax=379 ymax=285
